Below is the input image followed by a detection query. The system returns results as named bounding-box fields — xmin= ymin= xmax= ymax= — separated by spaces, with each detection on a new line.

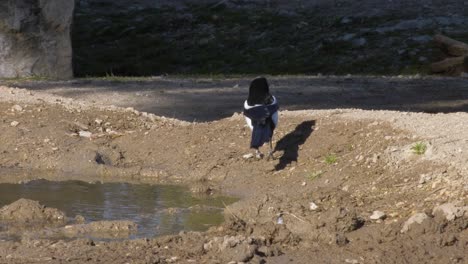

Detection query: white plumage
xmin=244 ymin=96 xmax=278 ymax=130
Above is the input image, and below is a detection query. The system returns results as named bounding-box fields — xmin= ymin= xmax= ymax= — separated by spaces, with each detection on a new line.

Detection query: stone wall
xmin=0 ymin=0 xmax=74 ymax=78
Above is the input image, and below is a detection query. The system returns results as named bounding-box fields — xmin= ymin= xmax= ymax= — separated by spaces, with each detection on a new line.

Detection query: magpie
xmin=243 ymin=77 xmax=279 ymax=159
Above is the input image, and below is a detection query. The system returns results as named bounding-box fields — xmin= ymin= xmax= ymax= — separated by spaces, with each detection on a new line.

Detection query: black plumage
xmin=243 ymin=77 xmax=279 ymax=157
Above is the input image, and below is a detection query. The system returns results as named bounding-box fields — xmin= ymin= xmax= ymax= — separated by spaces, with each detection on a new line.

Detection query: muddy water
xmin=0 ymin=180 xmax=237 ymax=239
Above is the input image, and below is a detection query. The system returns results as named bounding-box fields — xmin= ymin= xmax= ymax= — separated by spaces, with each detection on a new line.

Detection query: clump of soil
xmin=0 ymin=198 xmax=66 ymax=224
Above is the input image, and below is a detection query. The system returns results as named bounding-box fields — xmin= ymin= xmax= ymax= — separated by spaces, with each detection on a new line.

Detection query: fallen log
xmin=434 ymin=34 xmax=468 ymax=56
xmin=430 ymin=56 xmax=466 ymax=73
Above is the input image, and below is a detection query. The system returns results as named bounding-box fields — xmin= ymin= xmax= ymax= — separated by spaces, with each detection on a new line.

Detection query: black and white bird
xmin=243 ymin=77 xmax=279 ymax=159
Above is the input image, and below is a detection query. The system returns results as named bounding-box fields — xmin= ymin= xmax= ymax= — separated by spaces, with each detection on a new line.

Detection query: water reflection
xmin=0 ymin=180 xmax=237 ymax=239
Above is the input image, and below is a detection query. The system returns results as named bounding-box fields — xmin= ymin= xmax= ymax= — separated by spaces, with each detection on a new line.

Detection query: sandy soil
xmin=0 ymin=76 xmax=467 ymax=263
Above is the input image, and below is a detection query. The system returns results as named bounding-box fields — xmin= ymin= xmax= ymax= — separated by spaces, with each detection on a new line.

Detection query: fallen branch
xmin=431 ymin=34 xmax=468 ymax=75
xmin=430 ymin=56 xmax=466 ymax=73
xmin=434 ymin=34 xmax=468 ymax=56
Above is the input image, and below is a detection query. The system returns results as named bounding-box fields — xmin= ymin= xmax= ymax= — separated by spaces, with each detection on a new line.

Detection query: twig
xmin=281 ymin=212 xmax=307 ymax=223
xmin=222 ymin=201 xmax=241 ymax=221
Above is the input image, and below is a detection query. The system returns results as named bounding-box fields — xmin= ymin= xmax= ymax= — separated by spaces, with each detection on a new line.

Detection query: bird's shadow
xmin=274 ymin=120 xmax=315 ymax=171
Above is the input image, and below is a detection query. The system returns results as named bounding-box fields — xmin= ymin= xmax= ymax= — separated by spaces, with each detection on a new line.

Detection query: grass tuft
xmin=306 ymin=170 xmax=324 ymax=180
xmin=324 ymin=154 xmax=338 ymax=165
xmin=411 ymin=142 xmax=427 ymax=155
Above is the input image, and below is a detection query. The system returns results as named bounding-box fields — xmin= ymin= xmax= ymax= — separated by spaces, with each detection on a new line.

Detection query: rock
xmin=335 ymin=233 xmax=349 ymax=246
xmin=10 ymin=121 xmax=19 ymax=127
xmin=11 ymin=105 xmax=23 ymax=112
xmin=419 ymin=174 xmax=432 ymax=184
xmin=370 ymin=211 xmax=386 ymax=220
xmin=341 ymin=17 xmax=352 ymax=24
xmin=0 ymin=0 xmax=75 ymax=78
xmin=276 ymin=216 xmax=284 ymax=225
xmin=242 ymin=153 xmax=254 ymax=160
xmin=78 ymin=130 xmax=92 ymax=138
xmin=342 ymin=33 xmax=356 ymax=41
xmin=75 ymin=215 xmax=86 ymax=224
xmin=411 ymin=35 xmax=432 ymax=43
xmin=432 ymin=203 xmax=468 ymax=221
xmin=352 ymin=38 xmax=367 ymax=47
xmin=401 ymin=213 xmax=428 ymax=233
xmin=309 ymin=202 xmax=319 ymax=211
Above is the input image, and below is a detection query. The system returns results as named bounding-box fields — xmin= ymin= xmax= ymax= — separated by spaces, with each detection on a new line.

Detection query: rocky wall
xmin=0 ymin=0 xmax=74 ymax=78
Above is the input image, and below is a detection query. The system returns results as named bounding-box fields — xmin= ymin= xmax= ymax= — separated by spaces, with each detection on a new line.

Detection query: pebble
xmin=78 ymin=130 xmax=92 ymax=138
xmin=401 ymin=213 xmax=428 ymax=233
xmin=11 ymin=105 xmax=23 ymax=111
xmin=242 ymin=153 xmax=254 ymax=159
xmin=309 ymin=202 xmax=319 ymax=211
xmin=276 ymin=216 xmax=284 ymax=225
xmin=419 ymin=174 xmax=432 ymax=184
xmin=10 ymin=121 xmax=19 ymax=127
xmin=433 ymin=203 xmax=468 ymax=221
xmin=370 ymin=210 xmax=386 ymax=220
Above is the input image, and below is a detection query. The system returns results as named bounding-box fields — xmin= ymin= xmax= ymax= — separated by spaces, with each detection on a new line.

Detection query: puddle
xmin=0 ymin=180 xmax=237 ymax=240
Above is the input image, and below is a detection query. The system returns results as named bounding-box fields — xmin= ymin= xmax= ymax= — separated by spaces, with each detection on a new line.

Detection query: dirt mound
xmin=0 ymin=199 xmax=66 ymax=224
xmin=0 ymin=84 xmax=467 ymax=263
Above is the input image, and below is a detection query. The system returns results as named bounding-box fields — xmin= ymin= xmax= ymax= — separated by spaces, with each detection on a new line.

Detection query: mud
xmin=0 ymin=79 xmax=467 ymax=263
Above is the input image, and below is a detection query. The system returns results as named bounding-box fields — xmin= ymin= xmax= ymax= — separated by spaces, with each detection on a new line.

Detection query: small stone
xmin=276 ymin=216 xmax=283 ymax=225
xmin=309 ymin=202 xmax=319 ymax=211
xmin=335 ymin=233 xmax=349 ymax=246
xmin=370 ymin=211 xmax=386 ymax=220
xmin=95 ymin=119 xmax=103 ymax=125
xmin=242 ymin=153 xmax=254 ymax=159
xmin=11 ymin=105 xmax=23 ymax=112
xmin=75 ymin=215 xmax=85 ymax=224
xmin=10 ymin=121 xmax=19 ymax=127
xmin=352 ymin=37 xmax=367 ymax=47
xmin=401 ymin=213 xmax=428 ymax=233
xmin=342 ymin=185 xmax=349 ymax=192
xmin=301 ymin=181 xmax=307 ymax=186
xmin=78 ymin=131 xmax=92 ymax=138
xmin=433 ymin=203 xmax=468 ymax=221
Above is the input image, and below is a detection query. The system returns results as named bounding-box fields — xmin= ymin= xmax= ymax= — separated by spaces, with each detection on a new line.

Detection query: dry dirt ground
xmin=0 ymin=76 xmax=467 ymax=263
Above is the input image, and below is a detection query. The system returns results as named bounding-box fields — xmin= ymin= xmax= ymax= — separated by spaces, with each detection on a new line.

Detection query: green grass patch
xmin=306 ymin=170 xmax=324 ymax=181
xmin=411 ymin=142 xmax=427 ymax=155
xmin=324 ymin=154 xmax=338 ymax=165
